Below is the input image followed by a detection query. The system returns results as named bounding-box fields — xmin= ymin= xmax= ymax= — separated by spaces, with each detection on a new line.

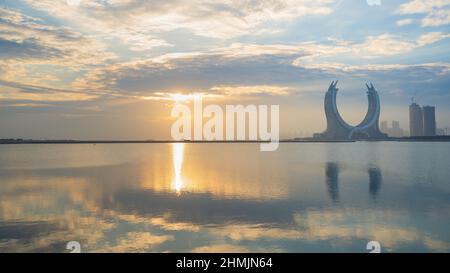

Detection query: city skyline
xmin=0 ymin=0 xmax=450 ymax=139
xmin=409 ymin=101 xmax=438 ymax=137
xmin=380 ymin=120 xmax=406 ymax=137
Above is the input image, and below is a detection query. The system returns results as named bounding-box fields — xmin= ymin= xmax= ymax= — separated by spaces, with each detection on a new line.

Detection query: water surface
xmin=0 ymin=142 xmax=449 ymax=252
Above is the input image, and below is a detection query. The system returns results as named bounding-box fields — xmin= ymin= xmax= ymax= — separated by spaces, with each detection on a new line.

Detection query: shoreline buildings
xmin=409 ymin=103 xmax=424 ymax=136
xmin=423 ymin=106 xmax=436 ymax=136
xmin=380 ymin=120 xmax=405 ymax=137
xmin=314 ymin=81 xmax=387 ymax=140
xmin=409 ymin=102 xmax=436 ymax=137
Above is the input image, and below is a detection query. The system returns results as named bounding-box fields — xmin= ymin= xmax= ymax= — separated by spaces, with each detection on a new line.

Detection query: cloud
xmin=416 ymin=31 xmax=450 ymax=45
xmin=210 ymin=85 xmax=291 ymax=96
xmin=191 ymin=244 xmax=276 ymax=253
xmin=200 ymin=209 xmax=450 ymax=251
xmin=72 ymin=43 xmax=310 ymax=95
xmin=295 ymin=32 xmax=449 ymax=67
xmin=293 ymin=62 xmax=450 ymax=73
xmin=333 ymin=32 xmax=448 ymax=58
xmin=71 ymin=33 xmax=450 ymax=98
xmin=140 ymin=85 xmax=291 ymax=101
xmin=0 ymin=8 xmax=115 ymax=67
xmin=1 ymin=1 xmax=449 ymax=122
xmin=25 ymin=0 xmax=337 ymax=41
xmin=397 ymin=18 xmax=414 ymax=26
xmin=98 ymin=232 xmax=174 ymax=252
xmin=0 ymin=80 xmax=106 ymax=103
xmin=0 ymin=7 xmax=117 ymax=97
xmin=2 ymin=26 xmax=447 ymax=106
xmin=396 ymin=0 xmax=450 ymax=26
xmin=352 ymin=35 xmax=417 ymax=57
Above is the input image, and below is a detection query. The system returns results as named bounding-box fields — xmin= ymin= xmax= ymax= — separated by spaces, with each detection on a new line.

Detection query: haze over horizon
xmin=1 ymin=0 xmax=449 ymax=139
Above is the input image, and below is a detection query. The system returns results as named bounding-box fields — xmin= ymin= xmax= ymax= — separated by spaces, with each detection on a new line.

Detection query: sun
xmin=170 ymin=93 xmax=202 ymax=102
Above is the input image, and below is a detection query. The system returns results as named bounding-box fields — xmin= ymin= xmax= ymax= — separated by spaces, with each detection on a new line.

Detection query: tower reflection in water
xmin=368 ymin=166 xmax=382 ymax=200
xmin=325 ymin=162 xmax=382 ymax=202
xmin=172 ymin=143 xmax=185 ymax=194
xmin=325 ymin=162 xmax=339 ymax=203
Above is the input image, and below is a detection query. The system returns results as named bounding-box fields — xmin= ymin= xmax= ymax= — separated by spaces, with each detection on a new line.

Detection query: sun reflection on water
xmin=172 ymin=143 xmax=185 ymax=194
xmin=0 ymin=143 xmax=450 ymax=252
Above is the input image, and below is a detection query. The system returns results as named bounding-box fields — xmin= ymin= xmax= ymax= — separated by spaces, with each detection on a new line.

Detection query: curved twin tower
xmin=315 ymin=81 xmax=387 ymax=140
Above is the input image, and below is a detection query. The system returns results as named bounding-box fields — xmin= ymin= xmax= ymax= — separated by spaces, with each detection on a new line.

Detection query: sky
xmin=0 ymin=0 xmax=449 ymax=139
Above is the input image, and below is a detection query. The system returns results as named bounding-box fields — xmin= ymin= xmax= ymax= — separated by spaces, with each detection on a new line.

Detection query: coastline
xmin=1 ymin=136 xmax=450 ymax=144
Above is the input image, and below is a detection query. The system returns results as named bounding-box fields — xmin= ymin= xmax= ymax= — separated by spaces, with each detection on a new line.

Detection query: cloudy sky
xmin=0 ymin=0 xmax=449 ymax=139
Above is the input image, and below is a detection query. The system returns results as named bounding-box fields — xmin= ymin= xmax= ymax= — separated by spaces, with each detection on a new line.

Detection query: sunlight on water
xmin=0 ymin=143 xmax=449 ymax=252
xmin=172 ymin=143 xmax=185 ymax=194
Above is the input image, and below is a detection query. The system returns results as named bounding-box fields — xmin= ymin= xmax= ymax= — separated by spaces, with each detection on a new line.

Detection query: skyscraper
xmin=423 ymin=106 xmax=436 ymax=136
xmin=436 ymin=128 xmax=446 ymax=136
xmin=409 ymin=103 xmax=423 ymax=136
xmin=381 ymin=120 xmax=405 ymax=137
xmin=390 ymin=120 xmax=404 ymax=137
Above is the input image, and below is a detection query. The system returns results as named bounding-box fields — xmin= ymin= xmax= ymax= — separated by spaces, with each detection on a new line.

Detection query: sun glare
xmin=171 ymin=93 xmax=203 ymax=102
xmin=172 ymin=143 xmax=185 ymax=194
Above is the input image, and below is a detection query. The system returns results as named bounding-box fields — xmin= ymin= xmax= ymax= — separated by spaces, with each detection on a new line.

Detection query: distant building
xmin=422 ymin=106 xmax=436 ymax=136
xmin=409 ymin=102 xmax=438 ymax=137
xmin=380 ymin=121 xmax=388 ymax=133
xmin=381 ymin=120 xmax=405 ymax=137
xmin=390 ymin=120 xmax=404 ymax=137
xmin=436 ymin=128 xmax=446 ymax=136
xmin=392 ymin=120 xmax=400 ymax=129
xmin=409 ymin=103 xmax=423 ymax=136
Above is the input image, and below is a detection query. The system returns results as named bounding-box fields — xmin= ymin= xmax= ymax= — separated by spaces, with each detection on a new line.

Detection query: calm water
xmin=0 ymin=142 xmax=449 ymax=253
